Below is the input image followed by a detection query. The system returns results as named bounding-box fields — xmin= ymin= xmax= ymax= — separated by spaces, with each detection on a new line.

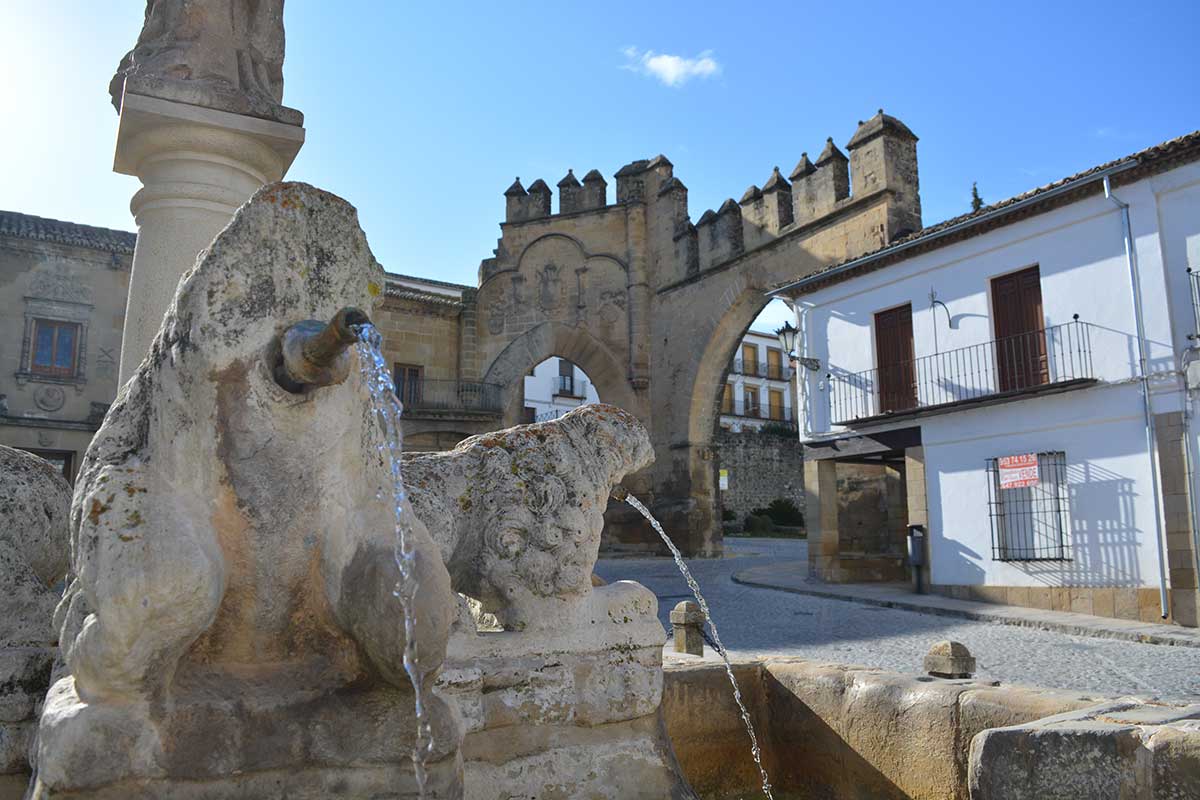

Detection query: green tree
xmin=970 ymin=182 xmax=984 ymax=213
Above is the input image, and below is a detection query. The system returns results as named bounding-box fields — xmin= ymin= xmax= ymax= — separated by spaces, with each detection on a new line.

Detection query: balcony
xmin=731 ymin=359 xmax=792 ymax=380
xmin=396 ymin=379 xmax=503 ymax=415
xmin=829 ymin=320 xmax=1096 ymax=425
xmin=554 ymin=375 xmax=589 ymax=398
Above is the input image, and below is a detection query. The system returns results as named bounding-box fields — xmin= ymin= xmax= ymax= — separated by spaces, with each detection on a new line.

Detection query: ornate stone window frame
xmin=15 ymin=297 xmax=92 ymax=389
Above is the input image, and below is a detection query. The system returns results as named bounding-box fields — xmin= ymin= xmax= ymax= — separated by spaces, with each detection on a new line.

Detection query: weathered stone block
xmin=924 ymin=640 xmax=976 ymax=679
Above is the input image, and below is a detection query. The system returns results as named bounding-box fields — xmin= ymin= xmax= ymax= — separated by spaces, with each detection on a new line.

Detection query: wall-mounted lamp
xmin=776 ymin=321 xmax=821 ymax=371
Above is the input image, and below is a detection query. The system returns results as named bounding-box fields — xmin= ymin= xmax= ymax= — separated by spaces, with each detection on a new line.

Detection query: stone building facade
xmin=0 ymin=212 xmax=134 ymax=481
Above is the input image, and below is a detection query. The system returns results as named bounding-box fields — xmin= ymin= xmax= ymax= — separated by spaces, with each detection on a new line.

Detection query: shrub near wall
xmin=715 ymin=429 xmax=805 ymax=529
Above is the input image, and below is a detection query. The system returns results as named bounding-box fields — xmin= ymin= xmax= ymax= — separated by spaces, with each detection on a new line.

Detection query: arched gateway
xmin=380 ymin=112 xmax=924 ymax=555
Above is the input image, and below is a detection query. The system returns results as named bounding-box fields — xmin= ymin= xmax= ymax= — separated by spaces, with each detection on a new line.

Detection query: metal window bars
xmin=986 ymin=451 xmax=1071 ymax=562
xmin=829 ymin=319 xmax=1094 ymax=424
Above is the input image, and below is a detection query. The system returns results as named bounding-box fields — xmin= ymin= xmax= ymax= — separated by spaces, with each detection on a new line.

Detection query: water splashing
xmin=623 ymin=493 xmax=774 ymax=800
xmin=353 ymin=322 xmax=433 ymax=797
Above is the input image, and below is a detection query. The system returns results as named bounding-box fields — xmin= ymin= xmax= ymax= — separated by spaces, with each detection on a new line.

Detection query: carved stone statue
xmin=32 ymin=183 xmax=461 ymax=798
xmin=404 ymin=407 xmax=701 ymax=799
xmin=109 ymin=0 xmax=302 ymax=125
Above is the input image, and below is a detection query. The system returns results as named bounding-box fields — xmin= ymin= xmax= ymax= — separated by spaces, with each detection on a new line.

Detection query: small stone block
xmin=924 ymin=640 xmax=975 ymax=679
xmin=671 ymin=600 xmax=705 ymax=656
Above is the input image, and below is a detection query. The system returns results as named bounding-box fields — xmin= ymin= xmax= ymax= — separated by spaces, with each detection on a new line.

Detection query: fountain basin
xmin=661 ymin=656 xmax=1200 ymax=799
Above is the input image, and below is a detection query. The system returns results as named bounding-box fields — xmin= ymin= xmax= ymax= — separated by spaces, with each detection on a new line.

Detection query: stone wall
xmin=713 ymin=429 xmax=804 ymax=525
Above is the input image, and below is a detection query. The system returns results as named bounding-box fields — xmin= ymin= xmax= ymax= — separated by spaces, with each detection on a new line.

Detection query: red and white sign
xmin=998 ymin=453 xmax=1039 ymax=489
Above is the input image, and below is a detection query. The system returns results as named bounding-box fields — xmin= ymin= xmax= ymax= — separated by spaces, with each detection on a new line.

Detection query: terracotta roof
xmin=770 ymin=128 xmax=1200 ymax=297
xmin=384 ymin=271 xmax=470 ymax=292
xmin=0 ymin=210 xmax=136 ymax=254
xmin=384 ymin=285 xmax=463 ymax=307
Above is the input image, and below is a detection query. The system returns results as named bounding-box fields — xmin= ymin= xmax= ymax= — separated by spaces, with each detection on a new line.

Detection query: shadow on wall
xmin=1016 ymin=462 xmax=1141 ymax=587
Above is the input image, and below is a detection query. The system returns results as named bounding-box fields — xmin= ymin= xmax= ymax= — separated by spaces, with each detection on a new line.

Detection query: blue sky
xmin=3 ymin=0 xmax=1198 ymax=334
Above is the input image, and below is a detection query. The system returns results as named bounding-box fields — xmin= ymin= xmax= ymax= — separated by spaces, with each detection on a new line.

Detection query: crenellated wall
xmin=470 ymin=109 xmax=925 ymax=555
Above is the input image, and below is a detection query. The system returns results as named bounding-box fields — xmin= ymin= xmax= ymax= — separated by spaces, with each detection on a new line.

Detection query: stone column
xmin=113 ymin=93 xmax=304 ymax=383
xmin=805 ymin=458 xmax=839 ymax=581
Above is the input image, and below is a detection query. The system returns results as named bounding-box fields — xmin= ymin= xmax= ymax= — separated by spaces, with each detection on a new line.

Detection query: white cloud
xmin=621 ymin=46 xmax=721 ymax=88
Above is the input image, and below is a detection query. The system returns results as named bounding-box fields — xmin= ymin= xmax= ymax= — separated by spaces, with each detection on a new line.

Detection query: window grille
xmin=986 ymin=451 xmax=1071 ymax=561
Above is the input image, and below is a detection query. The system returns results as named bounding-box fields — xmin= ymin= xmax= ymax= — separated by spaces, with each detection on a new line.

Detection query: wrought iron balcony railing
xmin=555 ymin=375 xmax=589 ymax=397
xmin=829 ymin=320 xmax=1094 ymax=424
xmin=396 ymin=379 xmax=503 ymax=414
xmin=731 ymin=359 xmax=792 ymax=380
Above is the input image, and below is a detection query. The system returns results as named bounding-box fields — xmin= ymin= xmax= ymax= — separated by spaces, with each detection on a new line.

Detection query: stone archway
xmin=686 ymin=288 xmax=777 ymax=447
xmin=482 ymin=321 xmax=645 ymax=426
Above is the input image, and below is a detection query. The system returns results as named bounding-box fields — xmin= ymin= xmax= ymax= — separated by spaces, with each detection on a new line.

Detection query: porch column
xmin=805 ymin=458 xmax=839 ymax=580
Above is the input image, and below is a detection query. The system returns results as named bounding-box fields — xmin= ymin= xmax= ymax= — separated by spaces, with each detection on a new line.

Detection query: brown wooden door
xmin=875 ymin=304 xmax=916 ymax=413
xmin=991 ymin=266 xmax=1048 ymax=392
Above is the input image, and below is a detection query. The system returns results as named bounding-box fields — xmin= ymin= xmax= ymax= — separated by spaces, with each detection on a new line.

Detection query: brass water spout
xmin=274 ymin=307 xmax=370 ymax=391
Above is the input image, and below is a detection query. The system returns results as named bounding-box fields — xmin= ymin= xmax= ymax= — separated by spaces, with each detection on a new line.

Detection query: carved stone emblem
xmin=599 ymin=290 xmax=626 ymax=325
xmin=29 ymin=263 xmax=89 ymax=304
xmin=537 ymin=264 xmax=563 ymax=312
xmin=33 ymin=386 xmax=66 ymax=413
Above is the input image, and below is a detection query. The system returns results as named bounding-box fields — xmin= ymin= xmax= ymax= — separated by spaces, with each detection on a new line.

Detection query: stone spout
xmin=275 ymin=306 xmax=370 ymax=390
xmin=610 ymin=484 xmax=630 ymax=503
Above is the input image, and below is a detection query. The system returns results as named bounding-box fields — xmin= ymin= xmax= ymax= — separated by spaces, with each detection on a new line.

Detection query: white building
xmin=522 ymin=358 xmax=600 ymax=422
xmin=772 ymin=130 xmax=1200 ymax=627
xmin=719 ymin=329 xmax=795 ymax=432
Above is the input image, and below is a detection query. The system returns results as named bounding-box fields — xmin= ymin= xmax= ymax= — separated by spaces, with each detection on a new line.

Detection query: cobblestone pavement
xmin=594 ymin=537 xmax=1200 ymax=702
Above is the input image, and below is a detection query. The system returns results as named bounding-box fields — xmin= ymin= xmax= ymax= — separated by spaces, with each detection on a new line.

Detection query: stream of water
xmin=623 ymin=494 xmax=775 ymax=800
xmin=354 ymin=323 xmax=433 ymax=797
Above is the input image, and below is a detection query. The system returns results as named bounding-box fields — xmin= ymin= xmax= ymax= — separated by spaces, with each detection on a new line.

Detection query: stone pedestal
xmin=113 ymin=92 xmax=304 ymax=383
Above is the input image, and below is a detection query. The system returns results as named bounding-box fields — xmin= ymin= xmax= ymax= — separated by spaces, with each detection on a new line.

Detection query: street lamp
xmin=775 ymin=321 xmax=820 ymax=372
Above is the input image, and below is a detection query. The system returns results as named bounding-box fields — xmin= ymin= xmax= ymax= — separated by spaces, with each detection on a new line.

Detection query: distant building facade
xmin=719 ymin=329 xmax=795 ymax=432
xmin=521 ymin=358 xmax=600 ymax=422
xmin=774 ymin=130 xmax=1200 ymax=627
xmin=0 ymin=212 xmax=134 ymax=481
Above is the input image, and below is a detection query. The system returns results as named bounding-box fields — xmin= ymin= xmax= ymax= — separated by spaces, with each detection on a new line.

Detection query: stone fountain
xmin=32 ymin=184 xmax=462 ymax=799
xmin=28 ymin=182 xmax=694 ymax=799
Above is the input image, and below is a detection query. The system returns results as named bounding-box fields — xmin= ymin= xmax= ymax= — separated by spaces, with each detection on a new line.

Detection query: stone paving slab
xmin=733 ymin=562 xmax=1200 ymax=649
